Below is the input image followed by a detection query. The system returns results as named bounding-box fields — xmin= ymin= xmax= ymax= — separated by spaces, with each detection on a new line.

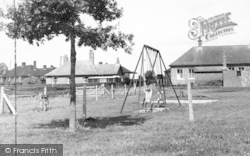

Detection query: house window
xmin=99 ymin=78 xmax=106 ymax=83
xmin=177 ymin=69 xmax=183 ymax=79
xmin=108 ymin=78 xmax=114 ymax=82
xmin=189 ymin=68 xmax=195 ymax=78
xmin=237 ymin=71 xmax=241 ymax=76
xmin=229 ymin=67 xmax=235 ymax=71
xmin=53 ymin=77 xmax=57 ymax=84
xmin=89 ymin=79 xmax=99 ymax=83
xmin=239 ymin=67 xmax=245 ymax=71
xmin=83 ymin=78 xmax=88 ymax=83
xmin=67 ymin=78 xmax=70 ymax=84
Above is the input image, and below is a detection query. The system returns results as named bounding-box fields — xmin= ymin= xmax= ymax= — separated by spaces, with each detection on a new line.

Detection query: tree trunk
xmin=69 ymin=33 xmax=77 ymax=132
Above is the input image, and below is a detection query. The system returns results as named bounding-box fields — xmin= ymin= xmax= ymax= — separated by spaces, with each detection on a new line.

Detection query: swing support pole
xmin=159 ymin=53 xmax=181 ymax=106
xmin=120 ymin=48 xmax=144 ymax=113
xmin=159 ymin=56 xmax=167 ymax=106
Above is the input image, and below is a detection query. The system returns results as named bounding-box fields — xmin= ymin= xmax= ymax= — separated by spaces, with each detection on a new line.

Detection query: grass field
xmin=1 ymin=86 xmax=250 ymax=156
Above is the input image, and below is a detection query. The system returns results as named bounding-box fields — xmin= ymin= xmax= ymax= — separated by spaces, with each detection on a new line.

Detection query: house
xmin=0 ymin=61 xmax=55 ymax=84
xmin=169 ymin=45 xmax=250 ymax=86
xmin=45 ymin=50 xmax=132 ymax=85
xmin=45 ymin=61 xmax=132 ymax=85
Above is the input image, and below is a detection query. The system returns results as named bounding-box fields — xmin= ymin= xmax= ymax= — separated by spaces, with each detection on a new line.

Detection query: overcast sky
xmin=0 ymin=0 xmax=249 ymax=71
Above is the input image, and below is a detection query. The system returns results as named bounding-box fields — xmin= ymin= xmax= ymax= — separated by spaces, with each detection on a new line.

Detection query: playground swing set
xmin=120 ymin=45 xmax=181 ymax=113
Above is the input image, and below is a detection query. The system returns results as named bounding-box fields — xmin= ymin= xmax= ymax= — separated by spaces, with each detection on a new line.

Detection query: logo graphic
xmin=188 ymin=13 xmax=237 ymax=41
xmin=242 ymin=71 xmax=250 ymax=87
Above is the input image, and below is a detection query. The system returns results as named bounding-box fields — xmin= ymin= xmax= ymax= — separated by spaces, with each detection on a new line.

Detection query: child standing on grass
xmin=144 ymin=84 xmax=153 ymax=111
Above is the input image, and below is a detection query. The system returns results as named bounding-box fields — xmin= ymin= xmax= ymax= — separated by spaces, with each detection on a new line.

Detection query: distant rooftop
xmin=170 ymin=45 xmax=250 ymax=67
xmin=45 ymin=60 xmax=132 ymax=77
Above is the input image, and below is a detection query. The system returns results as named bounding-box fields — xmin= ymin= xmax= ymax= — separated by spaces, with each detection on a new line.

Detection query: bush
xmin=23 ymin=76 xmax=42 ymax=85
xmin=121 ymin=77 xmax=130 ymax=85
xmin=10 ymin=81 xmax=23 ymax=85
xmin=196 ymin=80 xmax=222 ymax=86
xmin=4 ymin=81 xmax=10 ymax=85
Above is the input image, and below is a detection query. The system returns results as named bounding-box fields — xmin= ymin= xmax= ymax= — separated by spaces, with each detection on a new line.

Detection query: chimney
xmin=22 ymin=62 xmax=26 ymax=66
xmin=63 ymin=54 xmax=69 ymax=65
xmin=196 ymin=37 xmax=203 ymax=53
xmin=33 ymin=61 xmax=36 ymax=68
xmin=89 ymin=49 xmax=94 ymax=64
xmin=198 ymin=37 xmax=202 ymax=47
xmin=116 ymin=58 xmax=120 ymax=64
xmin=99 ymin=62 xmax=103 ymax=64
xmin=43 ymin=65 xmax=46 ymax=69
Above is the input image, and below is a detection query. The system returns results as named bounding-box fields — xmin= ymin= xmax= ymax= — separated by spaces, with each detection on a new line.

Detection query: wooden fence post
xmin=0 ymin=87 xmax=4 ymax=114
xmin=96 ymin=85 xmax=98 ymax=101
xmin=83 ymin=85 xmax=87 ymax=119
xmin=133 ymin=82 xmax=136 ymax=95
xmin=124 ymin=84 xmax=127 ymax=95
xmin=44 ymin=86 xmax=47 ymax=95
xmin=102 ymin=84 xmax=105 ymax=95
xmin=187 ymin=80 xmax=194 ymax=121
xmin=111 ymin=84 xmax=114 ymax=99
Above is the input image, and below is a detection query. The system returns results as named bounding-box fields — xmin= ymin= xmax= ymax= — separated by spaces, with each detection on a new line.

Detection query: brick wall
xmin=57 ymin=77 xmax=69 ymax=84
xmin=195 ymin=73 xmax=223 ymax=86
xmin=223 ymin=71 xmax=242 ymax=87
xmin=46 ymin=77 xmax=85 ymax=85
xmin=223 ymin=70 xmax=250 ymax=87
xmin=46 ymin=78 xmax=52 ymax=85
xmin=171 ymin=66 xmax=250 ymax=87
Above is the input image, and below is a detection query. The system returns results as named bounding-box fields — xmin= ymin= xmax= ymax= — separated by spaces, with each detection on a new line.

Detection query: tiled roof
xmin=45 ymin=60 xmax=98 ymax=77
xmin=121 ymin=66 xmax=134 ymax=73
xmin=45 ymin=60 xmax=132 ymax=77
xmin=170 ymin=45 xmax=250 ymax=67
xmin=95 ymin=64 xmax=121 ymax=75
xmin=1 ymin=65 xmax=55 ymax=78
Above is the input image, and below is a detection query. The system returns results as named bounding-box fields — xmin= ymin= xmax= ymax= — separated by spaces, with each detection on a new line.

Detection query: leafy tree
xmin=156 ymin=74 xmax=163 ymax=79
xmin=0 ymin=8 xmax=4 ymax=31
xmin=0 ymin=62 xmax=8 ymax=76
xmin=144 ymin=70 xmax=155 ymax=84
xmin=3 ymin=0 xmax=134 ymax=132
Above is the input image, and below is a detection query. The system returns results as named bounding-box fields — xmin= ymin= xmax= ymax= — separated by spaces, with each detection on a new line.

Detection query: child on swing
xmin=157 ymin=90 xmax=164 ymax=107
xmin=143 ymin=83 xmax=153 ymax=111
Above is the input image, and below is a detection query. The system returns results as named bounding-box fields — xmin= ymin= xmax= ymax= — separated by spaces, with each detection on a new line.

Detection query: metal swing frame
xmin=120 ymin=45 xmax=181 ymax=113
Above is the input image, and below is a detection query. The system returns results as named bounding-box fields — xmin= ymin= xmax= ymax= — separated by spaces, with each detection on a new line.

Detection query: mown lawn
xmin=1 ymin=87 xmax=250 ymax=156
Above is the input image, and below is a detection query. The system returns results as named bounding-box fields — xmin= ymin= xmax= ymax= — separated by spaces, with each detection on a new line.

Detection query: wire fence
xmin=1 ymin=83 xmax=250 ymax=128
xmin=0 ymin=83 xmax=240 ymax=108
xmin=1 ymin=85 xmax=248 ymax=115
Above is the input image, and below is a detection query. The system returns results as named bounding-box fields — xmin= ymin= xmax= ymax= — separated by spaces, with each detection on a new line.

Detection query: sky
xmin=0 ymin=0 xmax=250 ymax=71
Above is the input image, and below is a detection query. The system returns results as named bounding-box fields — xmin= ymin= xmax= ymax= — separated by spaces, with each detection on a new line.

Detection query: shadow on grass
xmin=34 ymin=119 xmax=70 ymax=130
xmin=34 ymin=115 xmax=148 ymax=130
